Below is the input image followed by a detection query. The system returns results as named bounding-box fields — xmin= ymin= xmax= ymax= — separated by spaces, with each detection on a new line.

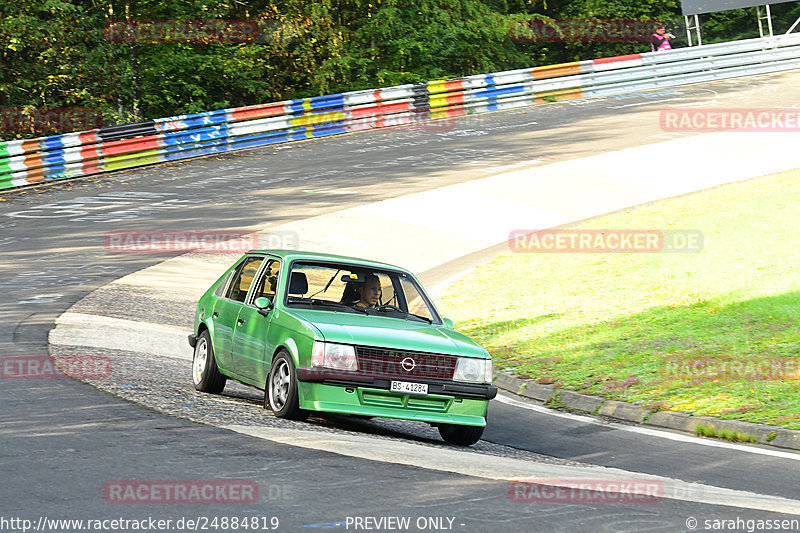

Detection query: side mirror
xmin=442 ymin=317 xmax=454 ymax=329
xmin=254 ymin=297 xmax=272 ymax=316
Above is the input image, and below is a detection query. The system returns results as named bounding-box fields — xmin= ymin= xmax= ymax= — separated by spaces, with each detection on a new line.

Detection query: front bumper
xmin=297 ymin=370 xmax=497 ymax=400
xmin=296 ymin=380 xmax=493 ymax=427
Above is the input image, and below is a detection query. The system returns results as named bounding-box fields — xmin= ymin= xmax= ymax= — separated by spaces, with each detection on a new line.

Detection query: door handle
xmin=237 ymin=318 xmax=245 ymax=325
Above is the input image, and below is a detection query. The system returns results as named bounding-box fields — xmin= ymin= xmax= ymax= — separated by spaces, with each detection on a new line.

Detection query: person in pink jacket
xmin=651 ymin=25 xmax=675 ymax=51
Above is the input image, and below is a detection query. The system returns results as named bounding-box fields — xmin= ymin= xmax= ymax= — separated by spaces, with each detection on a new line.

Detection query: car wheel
xmin=438 ymin=423 xmax=485 ymax=446
xmin=192 ymin=330 xmax=227 ymax=394
xmin=266 ymin=350 xmax=309 ymax=420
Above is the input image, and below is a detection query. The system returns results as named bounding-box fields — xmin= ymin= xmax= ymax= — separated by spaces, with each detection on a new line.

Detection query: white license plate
xmin=390 ymin=380 xmax=428 ymax=395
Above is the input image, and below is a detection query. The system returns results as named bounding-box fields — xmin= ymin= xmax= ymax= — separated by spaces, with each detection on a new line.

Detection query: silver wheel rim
xmin=192 ymin=338 xmax=207 ymax=384
xmin=269 ymin=359 xmax=290 ymax=411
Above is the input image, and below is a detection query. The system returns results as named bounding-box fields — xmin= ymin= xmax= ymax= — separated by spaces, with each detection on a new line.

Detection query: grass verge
xmin=695 ymin=424 xmax=757 ymax=443
xmin=439 ymin=168 xmax=800 ymax=429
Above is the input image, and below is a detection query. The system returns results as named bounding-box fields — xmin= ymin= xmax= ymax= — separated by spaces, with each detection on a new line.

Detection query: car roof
xmin=248 ymin=250 xmax=409 ymax=272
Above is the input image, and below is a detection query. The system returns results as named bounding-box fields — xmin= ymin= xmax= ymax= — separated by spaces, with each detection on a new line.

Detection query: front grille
xmin=355 ymin=346 xmax=456 ymax=380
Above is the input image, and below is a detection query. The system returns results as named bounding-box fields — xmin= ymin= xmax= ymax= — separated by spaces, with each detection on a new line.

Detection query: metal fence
xmin=2 ymin=33 xmax=800 ymax=191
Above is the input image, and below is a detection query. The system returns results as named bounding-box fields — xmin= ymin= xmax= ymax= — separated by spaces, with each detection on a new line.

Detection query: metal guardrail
xmin=2 ymin=33 xmax=800 ymax=191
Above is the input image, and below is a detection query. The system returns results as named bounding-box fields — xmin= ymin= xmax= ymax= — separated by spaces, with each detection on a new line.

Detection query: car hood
xmin=286 ymin=308 xmax=489 ymax=358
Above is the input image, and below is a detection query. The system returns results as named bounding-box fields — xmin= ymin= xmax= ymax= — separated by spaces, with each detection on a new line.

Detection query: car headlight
xmin=312 ymin=341 xmax=358 ymax=371
xmin=453 ymin=357 xmax=492 ymax=383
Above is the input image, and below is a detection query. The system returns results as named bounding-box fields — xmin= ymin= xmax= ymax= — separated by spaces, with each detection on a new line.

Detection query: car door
xmin=232 ymin=257 xmax=281 ymax=386
xmin=211 ymin=255 xmax=264 ymax=375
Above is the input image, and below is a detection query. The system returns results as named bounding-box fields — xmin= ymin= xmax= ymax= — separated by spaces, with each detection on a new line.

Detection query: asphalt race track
xmin=2 ymin=71 xmax=800 ymax=532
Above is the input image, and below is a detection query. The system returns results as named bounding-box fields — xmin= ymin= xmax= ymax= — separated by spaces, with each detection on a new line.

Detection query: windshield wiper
xmin=306 ymin=299 xmax=369 ymax=314
xmin=375 ymin=305 xmax=432 ymax=323
xmin=308 ymin=269 xmax=340 ymax=299
xmin=406 ymin=313 xmax=433 ymax=324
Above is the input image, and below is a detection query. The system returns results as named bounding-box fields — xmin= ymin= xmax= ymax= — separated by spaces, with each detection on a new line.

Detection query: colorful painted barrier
xmin=2 ymin=33 xmax=800 ymax=190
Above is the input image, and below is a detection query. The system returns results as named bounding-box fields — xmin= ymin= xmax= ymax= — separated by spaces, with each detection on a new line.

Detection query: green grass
xmin=439 ymin=169 xmax=800 ymax=430
xmin=695 ymin=424 xmax=758 ymax=443
xmin=545 ymin=394 xmax=567 ymax=409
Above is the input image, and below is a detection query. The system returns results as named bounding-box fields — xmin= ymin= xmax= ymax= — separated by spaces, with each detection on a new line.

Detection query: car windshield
xmin=285 ymin=261 xmax=439 ymax=323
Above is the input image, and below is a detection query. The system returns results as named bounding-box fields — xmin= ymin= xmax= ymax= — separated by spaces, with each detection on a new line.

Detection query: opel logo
xmin=400 ymin=357 xmax=416 ymax=372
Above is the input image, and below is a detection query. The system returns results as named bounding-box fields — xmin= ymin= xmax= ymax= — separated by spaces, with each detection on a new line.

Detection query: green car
xmin=189 ymin=250 xmax=496 ymax=445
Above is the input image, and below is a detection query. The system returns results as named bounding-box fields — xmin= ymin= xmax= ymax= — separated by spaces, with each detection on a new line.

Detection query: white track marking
xmin=224 ymin=424 xmax=800 ymax=515
xmin=495 ymin=393 xmax=800 ymax=461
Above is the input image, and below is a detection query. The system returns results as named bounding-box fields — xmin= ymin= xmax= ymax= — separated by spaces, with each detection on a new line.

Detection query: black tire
xmin=266 ymin=350 xmax=309 ymax=420
xmin=192 ymin=330 xmax=227 ymax=394
xmin=438 ymin=424 xmax=485 ymax=446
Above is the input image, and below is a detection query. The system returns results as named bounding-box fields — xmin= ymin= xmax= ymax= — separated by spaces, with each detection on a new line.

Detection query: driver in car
xmin=355 ymin=273 xmax=382 ymax=309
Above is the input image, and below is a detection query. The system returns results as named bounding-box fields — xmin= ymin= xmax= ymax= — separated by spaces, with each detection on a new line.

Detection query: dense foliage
xmin=2 ymin=0 xmax=799 ymax=138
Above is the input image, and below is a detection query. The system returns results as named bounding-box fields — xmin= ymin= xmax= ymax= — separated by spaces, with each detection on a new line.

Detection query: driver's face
xmin=359 ymin=278 xmax=382 ymax=307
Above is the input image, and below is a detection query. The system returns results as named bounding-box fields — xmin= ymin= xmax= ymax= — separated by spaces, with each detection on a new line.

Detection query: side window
xmin=399 ymin=277 xmax=435 ymax=321
xmin=253 ymin=259 xmax=281 ymax=303
xmin=214 ymin=272 xmax=233 ymax=297
xmin=225 ymin=256 xmax=264 ymax=303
